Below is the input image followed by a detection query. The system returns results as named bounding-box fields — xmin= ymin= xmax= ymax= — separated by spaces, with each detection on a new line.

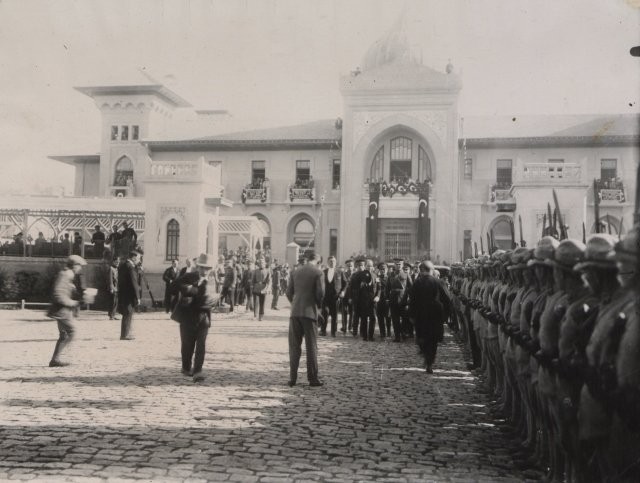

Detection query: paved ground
xmin=0 ymin=303 xmax=543 ymax=482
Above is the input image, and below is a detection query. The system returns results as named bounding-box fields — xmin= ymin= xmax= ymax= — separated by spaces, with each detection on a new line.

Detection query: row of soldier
xmin=449 ymin=229 xmax=639 ymax=482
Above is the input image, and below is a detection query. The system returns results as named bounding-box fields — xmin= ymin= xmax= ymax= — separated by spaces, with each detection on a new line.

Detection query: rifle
xmin=553 ymin=208 xmax=558 ymax=238
xmin=519 ymin=215 xmax=526 ymax=247
xmin=542 ymin=213 xmax=547 ymax=238
xmin=552 ymin=189 xmax=567 ymax=240
xmin=593 ymin=179 xmax=601 ymax=233
xmin=474 ymin=241 xmax=478 ymax=258
xmin=606 ymin=213 xmax=612 ymax=235
xmin=618 ymin=217 xmax=624 ymax=241
xmin=509 ymin=218 xmax=516 ymax=248
xmin=486 ymin=232 xmax=492 ymax=255
xmin=480 ymin=237 xmax=484 ymax=255
xmin=490 ymin=228 xmax=496 ymax=253
xmin=547 ymin=202 xmax=554 ymax=237
xmin=582 ymin=222 xmax=586 ymax=244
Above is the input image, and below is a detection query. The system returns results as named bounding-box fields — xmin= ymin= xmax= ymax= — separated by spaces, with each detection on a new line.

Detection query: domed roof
xmin=361 ymin=14 xmax=420 ymax=72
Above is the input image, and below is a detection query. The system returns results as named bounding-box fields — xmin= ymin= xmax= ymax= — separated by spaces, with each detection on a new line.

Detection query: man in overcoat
xmin=162 ymin=259 xmax=179 ymax=313
xmin=286 ymin=251 xmax=325 ymax=387
xmin=117 ymin=250 xmax=140 ymax=340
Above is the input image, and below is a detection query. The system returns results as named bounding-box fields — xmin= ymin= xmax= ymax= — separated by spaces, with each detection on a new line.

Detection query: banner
xmin=417 ymin=183 xmax=430 ymax=253
xmin=366 ymin=183 xmax=380 ymax=251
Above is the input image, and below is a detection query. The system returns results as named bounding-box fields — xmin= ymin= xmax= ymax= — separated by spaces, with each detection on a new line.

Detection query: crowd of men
xmin=448 ymin=228 xmax=639 ymax=482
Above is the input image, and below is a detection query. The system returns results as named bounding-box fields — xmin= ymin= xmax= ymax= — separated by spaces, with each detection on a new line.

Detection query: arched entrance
xmin=250 ymin=213 xmax=271 ymax=251
xmin=288 ymin=214 xmax=315 ymax=257
xmin=488 ymin=215 xmax=515 ymax=251
xmin=591 ymin=214 xmax=624 ymax=236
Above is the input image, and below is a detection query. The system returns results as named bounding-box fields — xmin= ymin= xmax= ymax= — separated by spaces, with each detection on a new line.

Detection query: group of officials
xmin=448 ymin=228 xmax=640 ymax=482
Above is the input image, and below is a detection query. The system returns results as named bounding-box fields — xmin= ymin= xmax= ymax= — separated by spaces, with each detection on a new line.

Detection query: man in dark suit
xmin=162 ymin=259 xmax=179 ymax=313
xmin=251 ymin=258 xmax=270 ymax=320
xmin=409 ymin=261 xmax=451 ymax=373
xmin=388 ymin=258 xmax=412 ymax=341
xmin=271 ymin=263 xmax=281 ymax=310
xmin=108 ymin=256 xmax=120 ymax=320
xmin=286 ymin=251 xmax=325 ymax=387
xmin=321 ymin=255 xmax=342 ymax=337
xmin=117 ymin=250 xmax=141 ymax=340
xmin=376 ymin=262 xmax=391 ymax=338
xmin=170 ymin=253 xmax=219 ymax=383
xmin=340 ymin=259 xmax=355 ymax=333
xmin=220 ymin=258 xmax=237 ymax=312
xmin=349 ymin=258 xmax=380 ymax=341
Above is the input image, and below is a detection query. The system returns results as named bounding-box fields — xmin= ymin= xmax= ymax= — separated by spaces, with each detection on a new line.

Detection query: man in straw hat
xmin=171 ymin=253 xmax=219 ymax=383
xmin=47 ymin=255 xmax=87 ymax=367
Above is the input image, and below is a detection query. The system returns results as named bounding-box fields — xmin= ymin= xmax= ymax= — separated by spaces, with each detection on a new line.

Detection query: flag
xmin=366 ymin=183 xmax=380 ymax=251
xmin=417 ymin=182 xmax=430 ymax=253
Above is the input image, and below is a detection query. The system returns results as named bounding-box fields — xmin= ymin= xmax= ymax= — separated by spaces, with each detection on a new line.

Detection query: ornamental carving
xmin=352 ymin=110 xmax=448 ymax=148
xmin=159 ymin=206 xmax=186 ymax=220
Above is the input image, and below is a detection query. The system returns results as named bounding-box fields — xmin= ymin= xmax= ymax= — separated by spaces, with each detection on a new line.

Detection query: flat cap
xmin=574 ymin=234 xmax=617 ymax=271
xmin=544 ymin=239 xmax=586 ymax=270
xmin=527 ymin=236 xmax=560 ymax=267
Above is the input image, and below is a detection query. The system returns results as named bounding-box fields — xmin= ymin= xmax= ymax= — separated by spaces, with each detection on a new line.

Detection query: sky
xmin=0 ymin=0 xmax=638 ymax=194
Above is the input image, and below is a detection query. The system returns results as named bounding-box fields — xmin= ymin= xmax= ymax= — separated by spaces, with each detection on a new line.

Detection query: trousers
xmin=51 ymin=316 xmax=75 ymax=362
xmin=179 ymin=322 xmax=209 ymax=374
xmin=288 ymin=316 xmax=319 ymax=383
xmin=120 ymin=304 xmax=134 ymax=339
xmin=321 ymin=297 xmax=338 ymax=335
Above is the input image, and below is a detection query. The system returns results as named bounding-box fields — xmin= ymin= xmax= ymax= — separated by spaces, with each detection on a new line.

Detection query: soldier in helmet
xmin=577 ymin=233 xmax=636 ymax=480
xmin=536 ymin=238 xmax=586 ymax=481
xmin=606 ymin=227 xmax=640 ymax=480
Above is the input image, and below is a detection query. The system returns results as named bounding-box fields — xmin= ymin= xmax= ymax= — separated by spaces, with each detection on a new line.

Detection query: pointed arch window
xmin=370 ymin=146 xmax=384 ymax=181
xmin=114 ymin=157 xmax=134 ymax=186
xmin=166 ymin=219 xmax=180 ymax=261
xmin=418 ymin=146 xmax=432 ymax=182
xmin=390 ymin=136 xmax=412 ymax=181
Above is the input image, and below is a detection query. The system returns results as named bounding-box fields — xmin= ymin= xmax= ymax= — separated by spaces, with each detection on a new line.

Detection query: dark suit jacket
xmin=251 ymin=268 xmax=271 ymax=294
xmin=117 ymin=259 xmax=140 ymax=311
xmin=222 ymin=266 xmax=237 ymax=288
xmin=287 ymin=264 xmax=324 ymax=320
xmin=170 ymin=272 xmax=219 ymax=327
xmin=409 ymin=274 xmax=451 ymax=342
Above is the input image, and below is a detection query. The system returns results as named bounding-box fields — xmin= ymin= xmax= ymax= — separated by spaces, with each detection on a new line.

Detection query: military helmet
xmin=574 ymin=234 xmax=617 ymax=271
xmin=527 ymin=236 xmax=560 ymax=267
xmin=508 ymin=247 xmax=531 ymax=270
xmin=544 ymin=239 xmax=586 ymax=270
xmin=607 ymin=226 xmax=639 ymax=264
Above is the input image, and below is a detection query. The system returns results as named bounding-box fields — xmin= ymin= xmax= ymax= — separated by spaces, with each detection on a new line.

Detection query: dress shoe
xmin=309 ymin=380 xmax=324 ymax=387
xmin=120 ymin=336 xmax=135 ymax=340
xmin=272 ymin=307 xmax=279 ymax=310
xmin=49 ymin=360 xmax=70 ymax=367
xmin=181 ymin=369 xmax=193 ymax=377
xmin=426 ymin=365 xmax=434 ymax=374
xmin=258 ymin=315 xmax=263 ymax=321
xmin=319 ymin=331 xmax=327 ymax=336
xmin=287 ymin=380 xmax=296 ymax=387
xmin=331 ymin=333 xmax=336 ymax=337
xmin=192 ymin=372 xmax=205 ymax=383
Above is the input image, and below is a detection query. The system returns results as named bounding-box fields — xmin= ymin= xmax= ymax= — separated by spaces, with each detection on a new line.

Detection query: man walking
xmin=47 ymin=255 xmax=87 ymax=367
xmin=271 ymin=263 xmax=281 ymax=310
xmin=321 ymin=255 xmax=342 ymax=337
xmin=251 ymin=258 xmax=270 ymax=320
xmin=117 ymin=250 xmax=140 ymax=340
xmin=162 ymin=259 xmax=179 ymax=313
xmin=286 ymin=251 xmax=325 ymax=387
xmin=220 ymin=258 xmax=237 ymax=312
xmin=171 ymin=253 xmax=219 ymax=383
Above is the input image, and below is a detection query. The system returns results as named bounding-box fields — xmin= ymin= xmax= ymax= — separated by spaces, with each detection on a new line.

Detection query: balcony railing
xmin=241 ymin=186 xmax=269 ymax=204
xmin=489 ymin=184 xmax=516 ymax=212
xmin=595 ymin=179 xmax=626 ymax=204
xmin=367 ymin=179 xmax=431 ymax=198
xmin=288 ymin=185 xmax=316 ymax=203
xmin=108 ymin=185 xmax=135 ymax=198
xmin=521 ymin=163 xmax=582 ymax=184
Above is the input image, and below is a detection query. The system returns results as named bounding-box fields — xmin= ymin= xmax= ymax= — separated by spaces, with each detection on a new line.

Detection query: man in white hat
xmin=47 ymin=255 xmax=87 ymax=367
xmin=171 ymin=253 xmax=219 ymax=382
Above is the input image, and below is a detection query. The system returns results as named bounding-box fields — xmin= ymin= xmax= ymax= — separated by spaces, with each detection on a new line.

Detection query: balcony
xmin=489 ymin=183 xmax=516 ymax=212
xmin=520 ymin=163 xmax=582 ymax=185
xmin=288 ymin=184 xmax=316 ymax=204
xmin=596 ymin=179 xmax=626 ymax=205
xmin=366 ymin=179 xmax=430 ymax=198
xmin=241 ymin=186 xmax=269 ymax=204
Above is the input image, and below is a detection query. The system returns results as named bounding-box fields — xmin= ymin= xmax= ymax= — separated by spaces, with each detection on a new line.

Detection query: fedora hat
xmin=544 ymin=239 xmax=586 ymax=270
xmin=574 ymin=234 xmax=617 ymax=271
xmin=195 ymin=253 xmax=214 ymax=269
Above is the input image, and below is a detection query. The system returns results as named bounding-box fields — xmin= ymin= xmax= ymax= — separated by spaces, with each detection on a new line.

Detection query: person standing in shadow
xmin=286 ymin=251 xmax=325 ymax=387
xmin=117 ymin=250 xmax=141 ymax=340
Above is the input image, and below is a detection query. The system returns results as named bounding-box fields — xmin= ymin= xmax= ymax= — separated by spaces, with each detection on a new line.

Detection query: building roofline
xmin=48 ymin=154 xmax=101 ymax=166
xmin=460 ymin=134 xmax=640 ymax=149
xmin=143 ymin=138 xmax=342 ymax=152
xmin=74 ymin=84 xmax=192 ymax=108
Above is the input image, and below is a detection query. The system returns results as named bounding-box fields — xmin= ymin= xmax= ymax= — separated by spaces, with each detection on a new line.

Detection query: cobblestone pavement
xmin=0 ymin=305 xmax=543 ymax=482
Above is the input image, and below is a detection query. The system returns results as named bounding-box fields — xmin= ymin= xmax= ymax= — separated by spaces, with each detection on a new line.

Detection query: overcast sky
xmin=0 ymin=0 xmax=638 ymax=194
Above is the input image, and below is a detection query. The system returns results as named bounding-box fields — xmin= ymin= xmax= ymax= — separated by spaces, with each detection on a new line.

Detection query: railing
xmin=0 ymin=242 xmax=112 ymax=259
xmin=241 ymin=187 xmax=268 ymax=204
xmin=149 ymin=161 xmax=200 ymax=178
xmin=521 ymin=163 xmax=582 ymax=183
xmin=599 ymin=188 xmax=626 ymax=203
xmin=489 ymin=184 xmax=513 ymax=203
xmin=288 ymin=186 xmax=315 ymax=202
xmin=367 ymin=179 xmax=431 ymax=198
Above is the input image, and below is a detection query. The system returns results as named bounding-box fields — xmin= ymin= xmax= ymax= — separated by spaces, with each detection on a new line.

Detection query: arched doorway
xmin=591 ymin=215 xmax=624 ymax=235
xmin=488 ymin=216 xmax=514 ymax=251
xmin=251 ymin=213 xmax=271 ymax=251
xmin=288 ymin=215 xmax=315 ymax=257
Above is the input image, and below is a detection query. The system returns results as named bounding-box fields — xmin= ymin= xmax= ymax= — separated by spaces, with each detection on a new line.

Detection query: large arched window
xmin=114 ymin=157 xmax=134 ymax=186
xmin=370 ymin=146 xmax=384 ymax=181
xmin=418 ymin=146 xmax=432 ymax=182
xmin=293 ymin=218 xmax=315 ymax=250
xmin=166 ymin=219 xmax=180 ymax=261
xmin=390 ymin=136 xmax=412 ymax=181
xmin=251 ymin=213 xmax=272 ymax=251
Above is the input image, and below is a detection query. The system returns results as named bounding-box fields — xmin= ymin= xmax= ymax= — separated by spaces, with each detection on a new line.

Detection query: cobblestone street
xmin=0 ymin=306 xmax=542 ymax=482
